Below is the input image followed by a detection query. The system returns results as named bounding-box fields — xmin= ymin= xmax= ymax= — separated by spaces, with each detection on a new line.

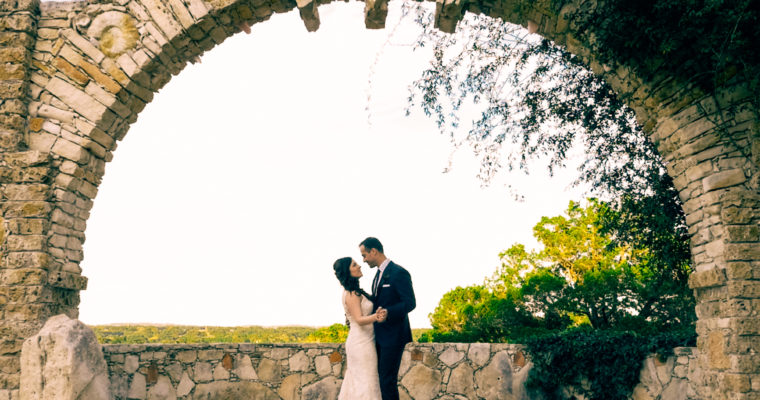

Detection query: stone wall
xmin=1 ymin=0 xmax=758 ymax=398
xmin=102 ymin=342 xmax=701 ymax=400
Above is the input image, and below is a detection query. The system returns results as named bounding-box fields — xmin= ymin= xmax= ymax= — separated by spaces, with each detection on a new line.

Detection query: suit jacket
xmin=372 ymin=261 xmax=416 ymax=347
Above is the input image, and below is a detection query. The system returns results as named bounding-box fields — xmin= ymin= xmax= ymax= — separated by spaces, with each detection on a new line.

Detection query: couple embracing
xmin=332 ymin=237 xmax=416 ymax=400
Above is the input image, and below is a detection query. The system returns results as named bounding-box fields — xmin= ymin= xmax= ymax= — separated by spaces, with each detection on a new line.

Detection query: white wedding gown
xmin=338 ymin=291 xmax=382 ymax=400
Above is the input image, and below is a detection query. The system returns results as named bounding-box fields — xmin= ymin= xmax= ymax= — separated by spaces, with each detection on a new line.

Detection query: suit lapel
xmin=376 ymin=263 xmax=393 ymax=298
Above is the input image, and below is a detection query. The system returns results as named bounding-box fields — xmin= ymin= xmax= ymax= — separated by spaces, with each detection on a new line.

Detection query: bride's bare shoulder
xmin=344 ymin=290 xmax=362 ymax=303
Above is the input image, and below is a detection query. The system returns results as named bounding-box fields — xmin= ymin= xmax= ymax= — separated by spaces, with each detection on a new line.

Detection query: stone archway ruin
xmin=1 ymin=0 xmax=758 ymax=398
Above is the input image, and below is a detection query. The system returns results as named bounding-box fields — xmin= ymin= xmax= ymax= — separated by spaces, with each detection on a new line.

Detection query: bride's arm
xmin=345 ymin=292 xmax=380 ymax=326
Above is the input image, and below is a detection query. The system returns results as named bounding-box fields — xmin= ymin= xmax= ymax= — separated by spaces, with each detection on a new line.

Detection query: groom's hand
xmin=376 ymin=307 xmax=388 ymax=323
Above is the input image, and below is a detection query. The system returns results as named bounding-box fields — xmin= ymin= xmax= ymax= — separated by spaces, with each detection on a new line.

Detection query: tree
xmin=425 ymin=199 xmax=695 ymax=342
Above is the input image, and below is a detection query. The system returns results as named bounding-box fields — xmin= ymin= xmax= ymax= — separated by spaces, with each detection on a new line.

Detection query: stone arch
xmin=1 ymin=0 xmax=757 ymax=398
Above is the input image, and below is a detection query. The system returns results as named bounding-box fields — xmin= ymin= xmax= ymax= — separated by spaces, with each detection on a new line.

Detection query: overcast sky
xmin=72 ymin=1 xmax=586 ymax=328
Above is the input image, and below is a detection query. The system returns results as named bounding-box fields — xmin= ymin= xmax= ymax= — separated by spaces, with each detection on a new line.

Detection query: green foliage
xmin=91 ymin=324 xmax=431 ymax=344
xmin=305 ymin=323 xmax=348 ymax=343
xmin=568 ymin=0 xmax=760 ymax=92
xmin=423 ymin=199 xmax=696 ymax=398
xmin=402 ymin=2 xmax=670 ymax=202
xmin=92 ymin=325 xmax=334 ymax=344
xmin=523 ymin=328 xmax=696 ymax=400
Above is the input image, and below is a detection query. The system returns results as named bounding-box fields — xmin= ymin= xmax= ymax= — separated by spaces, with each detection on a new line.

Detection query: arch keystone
xmin=365 ymin=0 xmax=389 ymax=29
xmin=297 ymin=0 xmax=320 ymax=32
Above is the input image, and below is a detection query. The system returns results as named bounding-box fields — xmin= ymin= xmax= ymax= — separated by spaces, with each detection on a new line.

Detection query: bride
xmin=332 ymin=257 xmax=385 ymax=399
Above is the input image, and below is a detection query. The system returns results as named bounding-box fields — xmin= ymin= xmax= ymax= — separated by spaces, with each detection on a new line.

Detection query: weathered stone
xmin=197 ymin=349 xmax=223 ymax=361
xmin=109 ymin=374 xmax=128 ymax=399
xmin=689 ymin=268 xmax=727 ymax=289
xmin=269 ymin=347 xmax=289 ymax=360
xmin=19 ymin=314 xmax=111 ymax=400
xmin=233 ymin=354 xmax=257 ymax=380
xmin=301 ymin=376 xmax=341 ymax=400
xmin=447 ymin=363 xmax=476 ymax=399
xmin=289 ymin=350 xmax=309 ymax=372
xmin=194 ymin=362 xmax=213 ymax=382
xmin=125 ymin=354 xmax=139 ymax=373
xmin=400 ymin=364 xmax=441 ymax=400
xmin=165 ymin=362 xmax=183 ymax=380
xmin=314 ymin=355 xmax=331 ymax=376
xmin=467 ymin=343 xmax=490 ymax=367
xmin=212 ymin=363 xmax=229 ymax=380
xmin=176 ymin=372 xmax=194 ymax=397
xmin=175 ymin=350 xmax=196 ymax=363
xmin=45 ymin=77 xmax=106 ymax=123
xmin=703 ymin=169 xmax=746 ymax=192
xmin=278 ymin=374 xmax=300 ymax=400
xmin=660 ymin=378 xmax=688 ymax=400
xmin=475 ymin=351 xmax=514 ymax=399
xmin=707 ymin=332 xmax=731 ymax=369
xmin=439 ymin=347 xmax=464 ymax=367
xmin=192 ymin=381 xmax=279 ymax=400
xmin=256 ymin=358 xmax=280 ymax=382
xmin=147 ymin=375 xmax=176 ymax=400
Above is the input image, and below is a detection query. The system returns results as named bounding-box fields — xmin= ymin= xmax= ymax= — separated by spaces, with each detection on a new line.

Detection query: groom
xmin=360 ymin=237 xmax=416 ymax=400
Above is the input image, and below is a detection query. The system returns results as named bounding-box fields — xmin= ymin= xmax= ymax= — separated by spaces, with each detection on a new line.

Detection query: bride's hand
xmin=376 ymin=307 xmax=388 ymax=322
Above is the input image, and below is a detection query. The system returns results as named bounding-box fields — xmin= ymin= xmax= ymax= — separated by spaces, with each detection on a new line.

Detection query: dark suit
xmin=372 ymin=261 xmax=415 ymax=400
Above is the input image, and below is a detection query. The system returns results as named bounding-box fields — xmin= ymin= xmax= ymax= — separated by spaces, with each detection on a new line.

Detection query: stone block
xmin=5 ymin=235 xmax=45 ymax=251
xmin=731 ymin=318 xmax=760 ymax=335
xmin=726 ymin=243 xmax=760 ymax=261
xmin=6 ymin=218 xmax=48 ymax=235
xmin=127 ymin=373 xmax=146 ymax=399
xmin=689 ymin=268 xmax=727 ymax=289
xmin=447 ymin=363 xmax=476 ymax=399
xmin=52 ymin=138 xmax=89 ymax=164
xmin=3 ymin=252 xmax=49 ymax=269
xmin=52 ymin=57 xmax=89 ymax=86
xmin=176 ymin=372 xmax=194 ymax=397
xmin=20 ymin=314 xmax=111 ymax=400
xmin=0 ymin=81 xmax=25 ymax=99
xmin=703 ymin=169 xmax=747 ymax=192
xmin=475 ymin=351 xmax=514 ymax=399
xmin=0 ymin=63 xmax=26 ymax=80
xmin=193 ymin=381 xmax=280 ymax=399
xmin=194 ymin=362 xmax=213 ymax=382
xmin=0 ymin=47 xmax=27 ymax=63
xmin=256 ymin=358 xmax=280 ymax=383
xmin=175 ymin=350 xmax=196 ymax=363
xmin=727 ymin=225 xmax=759 ymax=242
xmin=439 ymin=347 xmax=464 ymax=367
xmin=1 ymin=184 xmax=49 ymax=201
xmin=734 ymin=354 xmax=760 ymax=373
xmin=301 ymin=377 xmax=340 ymax=400
xmin=0 ymin=130 xmax=23 ymax=151
xmin=288 ymin=350 xmax=309 ymax=372
xmin=137 ymin=0 xmax=183 ymax=39
xmin=45 ymin=77 xmax=106 ymax=123
xmin=0 ymin=110 xmax=25 ymax=130
xmin=61 ymin=29 xmax=104 ymax=64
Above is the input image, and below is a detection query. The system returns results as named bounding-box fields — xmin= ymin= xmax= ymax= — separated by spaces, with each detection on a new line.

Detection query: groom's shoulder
xmin=389 ymin=261 xmax=411 ymax=275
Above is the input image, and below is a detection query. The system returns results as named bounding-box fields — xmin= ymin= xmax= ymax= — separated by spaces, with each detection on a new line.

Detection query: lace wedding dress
xmin=338 ymin=291 xmax=382 ymax=400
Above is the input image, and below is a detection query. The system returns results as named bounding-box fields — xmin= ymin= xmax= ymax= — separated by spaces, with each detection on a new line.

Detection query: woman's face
xmin=349 ymin=259 xmax=363 ymax=278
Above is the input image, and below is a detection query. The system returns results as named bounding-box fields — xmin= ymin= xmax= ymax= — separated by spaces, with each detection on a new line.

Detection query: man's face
xmin=359 ymin=245 xmax=379 ymax=268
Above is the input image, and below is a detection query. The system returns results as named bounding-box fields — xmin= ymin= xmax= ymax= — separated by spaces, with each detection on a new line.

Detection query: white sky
xmin=71 ymin=1 xmax=586 ymax=328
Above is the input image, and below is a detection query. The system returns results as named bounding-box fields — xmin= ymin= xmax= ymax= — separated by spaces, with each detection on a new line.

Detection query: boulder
xmin=20 ymin=314 xmax=111 ymax=400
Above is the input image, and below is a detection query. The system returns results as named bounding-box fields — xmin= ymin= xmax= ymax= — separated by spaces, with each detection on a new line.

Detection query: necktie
xmin=372 ymin=269 xmax=381 ymax=295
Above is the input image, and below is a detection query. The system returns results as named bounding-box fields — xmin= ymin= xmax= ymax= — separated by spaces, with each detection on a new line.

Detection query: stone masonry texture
xmin=99 ymin=342 xmax=701 ymax=400
xmin=0 ymin=0 xmax=758 ymax=398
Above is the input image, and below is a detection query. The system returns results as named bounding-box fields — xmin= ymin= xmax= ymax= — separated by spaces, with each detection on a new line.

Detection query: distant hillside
xmin=89 ymin=324 xmax=430 ymax=344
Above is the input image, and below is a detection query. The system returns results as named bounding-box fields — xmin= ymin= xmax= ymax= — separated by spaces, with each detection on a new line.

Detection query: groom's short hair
xmin=360 ymin=237 xmax=384 ymax=254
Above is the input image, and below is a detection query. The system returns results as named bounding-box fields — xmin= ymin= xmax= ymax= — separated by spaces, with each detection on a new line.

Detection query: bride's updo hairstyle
xmin=333 ymin=257 xmax=371 ymax=299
